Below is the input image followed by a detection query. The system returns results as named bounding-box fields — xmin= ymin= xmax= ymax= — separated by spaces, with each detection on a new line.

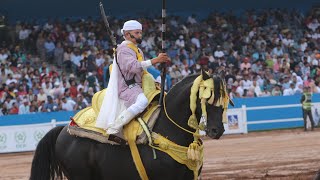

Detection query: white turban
xmin=121 ymin=20 xmax=142 ymax=35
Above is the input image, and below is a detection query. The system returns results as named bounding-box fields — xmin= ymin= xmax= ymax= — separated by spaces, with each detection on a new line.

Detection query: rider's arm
xmin=141 ymin=56 xmax=165 ymax=70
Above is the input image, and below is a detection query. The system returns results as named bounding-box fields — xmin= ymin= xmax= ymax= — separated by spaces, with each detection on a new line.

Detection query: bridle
xmin=162 ymin=74 xmax=229 ymax=137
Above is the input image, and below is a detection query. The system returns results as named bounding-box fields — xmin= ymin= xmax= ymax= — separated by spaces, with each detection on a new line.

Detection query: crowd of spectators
xmin=0 ymin=8 xmax=320 ymax=116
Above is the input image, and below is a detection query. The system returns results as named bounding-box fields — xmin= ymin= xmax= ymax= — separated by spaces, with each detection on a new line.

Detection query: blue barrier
xmin=0 ymin=111 xmax=77 ymax=126
xmin=232 ymin=94 xmax=320 ymax=131
xmin=248 ymin=121 xmax=303 ymax=131
xmin=230 ymin=94 xmax=309 ymax=108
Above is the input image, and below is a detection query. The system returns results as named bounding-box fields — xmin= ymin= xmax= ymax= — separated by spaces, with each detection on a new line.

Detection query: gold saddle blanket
xmin=69 ymin=73 xmax=161 ymax=143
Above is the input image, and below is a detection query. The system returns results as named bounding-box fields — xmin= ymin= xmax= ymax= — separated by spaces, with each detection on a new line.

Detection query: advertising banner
xmin=224 ymin=108 xmax=247 ymax=134
xmin=0 ymin=124 xmax=53 ymax=153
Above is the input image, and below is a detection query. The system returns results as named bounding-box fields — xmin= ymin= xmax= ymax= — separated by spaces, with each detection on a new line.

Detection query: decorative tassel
xmin=188 ymin=114 xmax=198 ymax=130
xmin=195 ymin=148 xmax=200 ymax=161
xmin=222 ymin=110 xmax=227 ymax=124
xmin=187 ymin=141 xmax=200 ymax=161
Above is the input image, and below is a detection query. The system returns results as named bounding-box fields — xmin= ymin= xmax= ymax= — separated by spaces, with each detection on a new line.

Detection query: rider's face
xmin=126 ymin=30 xmax=142 ymax=44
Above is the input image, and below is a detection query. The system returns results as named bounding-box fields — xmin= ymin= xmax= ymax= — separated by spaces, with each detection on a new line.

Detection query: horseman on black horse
xmin=30 ymin=2 xmax=234 ymax=180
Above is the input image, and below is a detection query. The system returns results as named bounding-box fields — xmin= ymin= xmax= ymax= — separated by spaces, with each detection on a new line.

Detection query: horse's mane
xmin=167 ymin=74 xmax=199 ymax=97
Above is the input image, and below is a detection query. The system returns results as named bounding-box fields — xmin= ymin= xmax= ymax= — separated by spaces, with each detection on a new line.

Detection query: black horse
xmin=30 ymin=72 xmax=228 ymax=180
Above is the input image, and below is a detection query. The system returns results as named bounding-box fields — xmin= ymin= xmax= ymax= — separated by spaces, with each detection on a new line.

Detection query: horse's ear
xmin=229 ymin=99 xmax=235 ymax=107
xmin=202 ymin=70 xmax=210 ymax=80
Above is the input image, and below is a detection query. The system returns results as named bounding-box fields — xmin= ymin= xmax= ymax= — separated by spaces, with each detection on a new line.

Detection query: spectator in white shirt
xmin=43 ymin=21 xmax=53 ymax=31
xmin=5 ymin=74 xmax=17 ymax=85
xmin=299 ymin=38 xmax=308 ymax=52
xmin=283 ymin=83 xmax=295 ymax=96
xmin=44 ymin=38 xmax=55 ymax=53
xmin=37 ymin=88 xmax=47 ymax=103
xmin=294 ymin=84 xmax=303 ymax=94
xmin=18 ymin=99 xmax=30 ymax=114
xmin=241 ymin=74 xmax=253 ymax=90
xmin=0 ymin=49 xmax=8 ymax=63
xmin=19 ymin=26 xmax=30 ymax=40
xmin=236 ymin=81 xmax=245 ymax=97
xmin=260 ymin=87 xmax=271 ymax=97
xmin=60 ymin=97 xmax=76 ymax=111
xmin=307 ymin=19 xmax=320 ymax=32
xmin=175 ymin=35 xmax=185 ymax=48
xmin=42 ymin=81 xmax=52 ymax=96
xmin=314 ymin=81 xmax=320 ymax=93
xmin=272 ymin=44 xmax=284 ymax=57
xmin=282 ymin=34 xmax=294 ymax=47
xmin=187 ymin=14 xmax=197 ymax=24
xmin=250 ymin=80 xmax=262 ymax=97
xmin=51 ymin=82 xmax=64 ymax=99
xmin=3 ymin=96 xmax=15 ymax=110
xmin=191 ymin=35 xmax=201 ymax=49
xmin=71 ymin=50 xmax=82 ymax=71
xmin=95 ymin=53 xmax=105 ymax=67
xmin=181 ymin=65 xmax=191 ymax=77
xmin=68 ymin=31 xmax=77 ymax=44
xmin=44 ymin=38 xmax=55 ymax=62
xmin=214 ymin=45 xmax=224 ymax=59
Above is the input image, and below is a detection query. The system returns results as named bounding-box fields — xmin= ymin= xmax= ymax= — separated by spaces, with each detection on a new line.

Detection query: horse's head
xmin=200 ymin=70 xmax=233 ymax=139
xmin=162 ymin=70 xmax=234 ymax=141
xmin=205 ymin=105 xmax=224 ymax=139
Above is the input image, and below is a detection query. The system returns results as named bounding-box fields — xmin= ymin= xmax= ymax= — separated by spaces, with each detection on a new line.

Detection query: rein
xmin=162 ymin=74 xmax=218 ymax=137
xmin=163 ymin=94 xmax=200 ymax=136
xmin=160 ymin=74 xmax=230 ymax=159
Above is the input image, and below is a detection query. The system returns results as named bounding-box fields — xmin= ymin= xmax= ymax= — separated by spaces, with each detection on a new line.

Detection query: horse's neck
xmin=153 ymin=78 xmax=197 ymax=147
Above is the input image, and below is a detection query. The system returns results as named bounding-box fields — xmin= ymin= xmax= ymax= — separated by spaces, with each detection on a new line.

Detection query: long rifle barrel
xmin=99 ymin=2 xmax=117 ymax=47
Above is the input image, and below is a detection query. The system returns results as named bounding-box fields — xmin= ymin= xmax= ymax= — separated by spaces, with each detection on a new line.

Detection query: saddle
xmin=68 ymin=72 xmax=161 ymax=145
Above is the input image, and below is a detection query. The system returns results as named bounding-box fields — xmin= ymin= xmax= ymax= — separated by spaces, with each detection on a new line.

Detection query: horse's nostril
xmin=211 ymin=129 xmax=218 ymax=134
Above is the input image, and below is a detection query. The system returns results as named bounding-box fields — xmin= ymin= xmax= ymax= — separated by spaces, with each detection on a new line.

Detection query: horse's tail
xmin=314 ymin=169 xmax=320 ymax=180
xmin=30 ymin=126 xmax=64 ymax=180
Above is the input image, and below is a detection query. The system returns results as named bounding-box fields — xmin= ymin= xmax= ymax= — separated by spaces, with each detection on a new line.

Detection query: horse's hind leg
xmin=55 ymin=127 xmax=95 ymax=180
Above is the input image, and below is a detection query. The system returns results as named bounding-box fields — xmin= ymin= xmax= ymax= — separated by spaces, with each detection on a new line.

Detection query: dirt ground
xmin=0 ymin=128 xmax=319 ymax=180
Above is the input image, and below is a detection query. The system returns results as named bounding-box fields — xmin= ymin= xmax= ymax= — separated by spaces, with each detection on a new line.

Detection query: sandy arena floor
xmin=0 ymin=128 xmax=319 ymax=180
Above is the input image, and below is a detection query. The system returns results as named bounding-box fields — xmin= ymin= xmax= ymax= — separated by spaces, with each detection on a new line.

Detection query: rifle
xmin=99 ymin=2 xmax=133 ymax=87
xmin=99 ymin=2 xmax=116 ymax=48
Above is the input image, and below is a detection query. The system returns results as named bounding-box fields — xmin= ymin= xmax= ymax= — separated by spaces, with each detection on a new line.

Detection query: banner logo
xmin=15 ymin=131 xmax=27 ymax=148
xmin=228 ymin=115 xmax=239 ymax=130
xmin=34 ymin=130 xmax=45 ymax=142
xmin=0 ymin=133 xmax=6 ymax=145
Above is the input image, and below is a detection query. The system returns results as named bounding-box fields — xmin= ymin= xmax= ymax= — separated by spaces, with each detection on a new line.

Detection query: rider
xmin=96 ymin=20 xmax=170 ymax=134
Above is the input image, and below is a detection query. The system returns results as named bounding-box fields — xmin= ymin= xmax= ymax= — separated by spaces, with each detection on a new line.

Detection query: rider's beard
xmin=136 ymin=38 xmax=142 ymax=44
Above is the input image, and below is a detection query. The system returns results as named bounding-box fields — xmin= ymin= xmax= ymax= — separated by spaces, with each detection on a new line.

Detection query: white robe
xmin=95 ymin=60 xmax=126 ymax=129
